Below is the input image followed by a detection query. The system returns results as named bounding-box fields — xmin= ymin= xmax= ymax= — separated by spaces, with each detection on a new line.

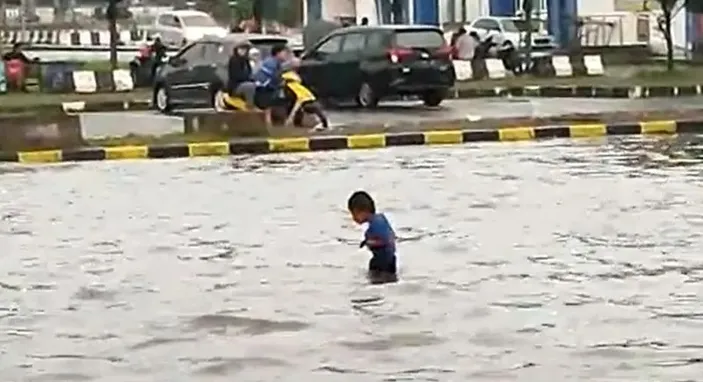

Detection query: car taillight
xmin=433 ymin=44 xmax=453 ymax=58
xmin=388 ymin=47 xmax=412 ymax=63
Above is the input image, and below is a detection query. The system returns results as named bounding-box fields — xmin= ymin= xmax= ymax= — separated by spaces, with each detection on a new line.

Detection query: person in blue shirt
xmin=252 ymin=43 xmax=290 ymax=125
xmin=348 ymin=191 xmax=398 ymax=284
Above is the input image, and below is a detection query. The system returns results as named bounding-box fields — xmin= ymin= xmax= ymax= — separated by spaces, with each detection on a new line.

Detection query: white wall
xmin=671 ymin=6 xmax=687 ymax=50
xmin=577 ymin=0 xmax=615 ymax=15
xmin=439 ymin=0 xmax=489 ymax=25
xmin=323 ymin=0 xmax=356 ymax=20
xmin=355 ymin=0 xmax=378 ymax=24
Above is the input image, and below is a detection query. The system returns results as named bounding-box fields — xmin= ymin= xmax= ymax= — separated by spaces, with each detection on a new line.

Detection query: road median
xmin=3 ymin=66 xmax=703 ymax=115
xmin=1 ymin=108 xmax=702 ymax=164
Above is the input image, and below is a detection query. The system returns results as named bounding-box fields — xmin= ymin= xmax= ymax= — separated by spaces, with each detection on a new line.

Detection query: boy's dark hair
xmin=271 ymin=44 xmax=288 ymax=57
xmin=348 ymin=191 xmax=376 ymax=213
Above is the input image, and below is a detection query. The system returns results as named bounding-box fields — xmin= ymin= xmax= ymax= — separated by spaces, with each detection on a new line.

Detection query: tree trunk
xmin=108 ymin=0 xmax=118 ymax=71
xmin=523 ymin=0 xmax=533 ymax=74
xmin=0 ymin=0 xmax=6 ymax=28
xmin=664 ymin=10 xmax=674 ymax=71
xmin=252 ymin=0 xmax=262 ymax=33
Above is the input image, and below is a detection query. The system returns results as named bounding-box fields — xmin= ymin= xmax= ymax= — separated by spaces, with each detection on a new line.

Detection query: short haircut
xmin=271 ymin=44 xmax=288 ymax=56
xmin=348 ymin=191 xmax=376 ymax=213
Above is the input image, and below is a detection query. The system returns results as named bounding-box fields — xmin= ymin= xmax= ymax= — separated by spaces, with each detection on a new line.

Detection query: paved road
xmin=1 ymin=135 xmax=702 ymax=381
xmin=79 ymin=97 xmax=703 ymax=139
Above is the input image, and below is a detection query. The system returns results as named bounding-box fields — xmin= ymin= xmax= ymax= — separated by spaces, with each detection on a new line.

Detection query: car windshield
xmin=499 ymin=19 xmax=521 ymax=33
xmin=395 ymin=29 xmax=445 ymax=48
xmin=500 ymin=19 xmax=540 ymax=33
xmin=181 ymin=14 xmax=218 ymax=27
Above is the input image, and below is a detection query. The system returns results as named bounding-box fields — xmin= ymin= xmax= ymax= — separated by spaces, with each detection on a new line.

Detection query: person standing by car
xmin=2 ymin=43 xmax=33 ymax=91
xmin=149 ymin=35 xmax=168 ymax=81
xmin=227 ymin=41 xmax=257 ymax=109
xmin=456 ymin=30 xmax=479 ymax=61
xmin=252 ymin=44 xmax=290 ymax=125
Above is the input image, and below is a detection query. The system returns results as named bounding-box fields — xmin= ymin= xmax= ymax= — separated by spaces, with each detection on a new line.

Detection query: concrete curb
xmin=450 ymin=85 xmax=703 ymax=99
xmin=0 ymin=100 xmax=151 ymax=115
xmin=0 ymin=83 xmax=696 ymax=116
xmin=1 ymin=119 xmax=699 ymax=164
xmin=60 ymin=100 xmax=151 ymax=113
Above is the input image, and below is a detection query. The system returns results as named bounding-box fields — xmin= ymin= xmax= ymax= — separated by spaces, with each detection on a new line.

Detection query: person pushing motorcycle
xmin=252 ymin=44 xmax=291 ymax=126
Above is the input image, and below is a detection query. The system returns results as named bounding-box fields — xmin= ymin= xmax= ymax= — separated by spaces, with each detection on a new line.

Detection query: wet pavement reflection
xmin=1 ymin=135 xmax=703 ymax=381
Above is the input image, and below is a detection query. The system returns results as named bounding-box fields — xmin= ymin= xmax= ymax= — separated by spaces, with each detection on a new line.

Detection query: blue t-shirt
xmin=363 ymin=213 xmax=396 ymax=262
xmin=252 ymin=56 xmax=282 ymax=90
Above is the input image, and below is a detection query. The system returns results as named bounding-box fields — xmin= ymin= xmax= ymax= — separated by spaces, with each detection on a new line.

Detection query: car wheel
xmin=421 ymin=89 xmax=446 ymax=107
xmin=211 ymin=87 xmax=227 ymax=111
xmin=153 ymin=84 xmax=172 ymax=113
xmin=355 ymin=82 xmax=379 ymax=108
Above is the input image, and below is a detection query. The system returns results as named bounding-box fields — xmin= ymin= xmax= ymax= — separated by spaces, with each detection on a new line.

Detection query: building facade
xmin=304 ymin=0 xmax=701 ymax=52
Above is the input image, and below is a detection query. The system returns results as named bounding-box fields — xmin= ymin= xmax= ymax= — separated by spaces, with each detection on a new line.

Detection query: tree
xmin=653 ymin=0 xmax=703 ymax=71
xmin=522 ymin=0 xmax=533 ymax=73
xmin=106 ymin=0 xmax=120 ymax=71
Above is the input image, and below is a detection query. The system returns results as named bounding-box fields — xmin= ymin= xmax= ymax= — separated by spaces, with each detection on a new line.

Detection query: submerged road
xmin=1 ymin=135 xmax=702 ymax=381
xmin=78 ymin=97 xmax=703 ymax=139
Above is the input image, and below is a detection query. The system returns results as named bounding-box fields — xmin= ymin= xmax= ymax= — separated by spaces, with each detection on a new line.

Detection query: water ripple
xmin=0 ymin=135 xmax=701 ymax=381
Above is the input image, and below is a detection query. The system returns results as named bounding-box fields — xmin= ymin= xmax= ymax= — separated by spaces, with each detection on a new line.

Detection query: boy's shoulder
xmin=369 ymin=213 xmax=393 ymax=228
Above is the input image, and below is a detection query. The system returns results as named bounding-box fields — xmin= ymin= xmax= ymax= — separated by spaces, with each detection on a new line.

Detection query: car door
xmin=192 ymin=41 xmax=226 ymax=104
xmin=333 ymin=32 xmax=367 ymax=98
xmin=167 ymin=42 xmax=206 ymax=103
xmin=299 ymin=34 xmax=343 ymax=99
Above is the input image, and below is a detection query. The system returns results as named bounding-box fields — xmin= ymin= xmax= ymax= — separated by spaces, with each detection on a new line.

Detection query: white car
xmin=152 ymin=10 xmax=228 ymax=46
xmin=467 ymin=16 xmax=555 ymax=53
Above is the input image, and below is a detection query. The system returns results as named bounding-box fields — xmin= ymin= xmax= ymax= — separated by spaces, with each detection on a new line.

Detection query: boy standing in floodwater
xmin=348 ymin=191 xmax=398 ymax=284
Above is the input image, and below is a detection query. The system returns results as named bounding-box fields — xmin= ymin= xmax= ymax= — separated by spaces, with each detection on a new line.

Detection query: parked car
xmin=467 ymin=16 xmax=556 ymax=55
xmin=298 ymin=24 xmax=456 ymax=108
xmin=152 ymin=33 xmax=290 ymax=113
xmin=151 ymin=9 xmax=228 ymax=47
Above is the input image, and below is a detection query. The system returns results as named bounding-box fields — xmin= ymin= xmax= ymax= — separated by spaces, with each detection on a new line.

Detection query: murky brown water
xmin=1 ymin=135 xmax=703 ymax=382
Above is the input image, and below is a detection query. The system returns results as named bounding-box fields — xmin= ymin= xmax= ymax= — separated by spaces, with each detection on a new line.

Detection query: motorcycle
xmin=215 ymin=71 xmax=329 ymax=129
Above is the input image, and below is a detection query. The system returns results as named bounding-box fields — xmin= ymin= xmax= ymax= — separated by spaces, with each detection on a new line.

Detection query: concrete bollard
xmin=181 ymin=110 xmax=268 ymax=137
xmin=0 ymin=113 xmax=83 ymax=151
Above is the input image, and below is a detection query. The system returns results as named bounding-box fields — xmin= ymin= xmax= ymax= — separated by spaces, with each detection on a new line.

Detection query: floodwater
xmin=1 ymin=135 xmax=703 ymax=382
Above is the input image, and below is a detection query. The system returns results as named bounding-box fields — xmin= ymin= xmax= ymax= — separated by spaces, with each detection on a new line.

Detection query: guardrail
xmin=1 ymin=28 xmax=148 ymax=46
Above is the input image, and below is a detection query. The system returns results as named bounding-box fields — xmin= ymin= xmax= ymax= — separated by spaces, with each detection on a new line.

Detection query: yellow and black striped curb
xmin=0 ymin=120 xmax=697 ymax=164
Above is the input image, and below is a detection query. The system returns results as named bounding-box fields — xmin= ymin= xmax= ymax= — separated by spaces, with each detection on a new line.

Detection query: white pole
xmin=438 ymin=0 xmax=444 ymax=27
xmin=302 ymin=0 xmax=308 ymax=25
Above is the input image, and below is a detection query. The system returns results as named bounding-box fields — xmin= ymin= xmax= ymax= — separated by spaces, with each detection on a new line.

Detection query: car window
xmin=173 ymin=43 xmax=193 ymax=58
xmin=473 ymin=18 xmax=500 ymax=31
xmin=500 ymin=19 xmax=521 ymax=33
xmin=394 ymin=29 xmax=445 ymax=48
xmin=181 ymin=14 xmax=218 ymax=27
xmin=250 ymin=38 xmax=289 ymax=57
xmin=366 ymin=31 xmax=389 ymax=49
xmin=315 ymin=35 xmax=342 ymax=54
xmin=157 ymin=14 xmax=171 ymax=26
xmin=179 ymin=42 xmax=205 ymax=62
xmin=341 ymin=33 xmax=365 ymax=52
xmin=203 ymin=42 xmax=226 ymax=62
xmin=173 ymin=16 xmax=183 ymax=28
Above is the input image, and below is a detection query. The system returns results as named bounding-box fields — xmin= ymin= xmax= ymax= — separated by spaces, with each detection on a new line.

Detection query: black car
xmin=298 ymin=25 xmax=456 ymax=108
xmin=152 ymin=33 xmax=290 ymax=113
